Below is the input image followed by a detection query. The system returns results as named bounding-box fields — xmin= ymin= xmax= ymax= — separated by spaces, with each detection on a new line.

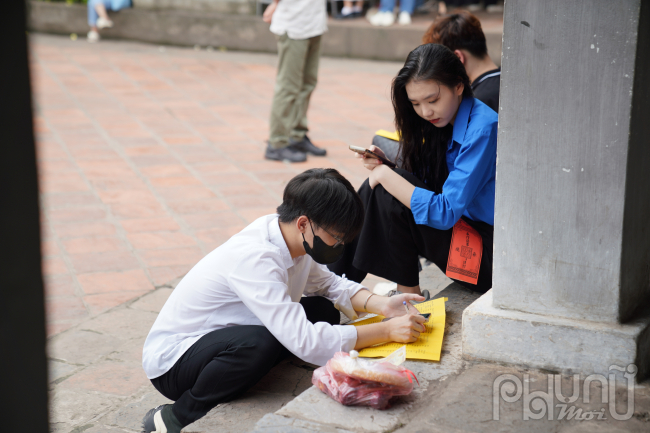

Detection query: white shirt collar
xmin=268 ymin=215 xmax=295 ymax=270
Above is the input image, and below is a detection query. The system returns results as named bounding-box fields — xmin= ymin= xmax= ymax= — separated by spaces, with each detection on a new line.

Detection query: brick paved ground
xmin=33 ymin=34 xmax=399 ymax=339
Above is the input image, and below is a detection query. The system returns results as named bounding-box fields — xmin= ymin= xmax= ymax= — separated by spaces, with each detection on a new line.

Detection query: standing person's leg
xmin=288 ymin=35 xmax=327 ymax=156
xmin=266 ymin=35 xmax=309 ymax=162
xmin=397 ymin=0 xmax=416 ymax=24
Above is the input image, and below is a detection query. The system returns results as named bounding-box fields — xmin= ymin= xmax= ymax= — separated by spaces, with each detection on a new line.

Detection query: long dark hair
xmin=392 ymin=43 xmax=473 ymax=193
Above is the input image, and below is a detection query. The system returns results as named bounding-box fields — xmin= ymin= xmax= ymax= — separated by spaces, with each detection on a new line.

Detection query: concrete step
xmin=250 ymin=270 xmax=483 ymax=433
xmin=27 ymin=1 xmax=502 ymax=64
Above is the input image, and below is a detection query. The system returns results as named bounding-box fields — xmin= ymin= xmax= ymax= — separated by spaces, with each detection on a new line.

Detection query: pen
xmin=403 ymin=301 xmax=409 ymax=314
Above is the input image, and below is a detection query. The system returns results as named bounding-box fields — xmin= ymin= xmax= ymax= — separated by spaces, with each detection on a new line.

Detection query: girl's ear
xmin=456 ymin=82 xmax=464 ymax=96
xmin=453 ymin=49 xmax=465 ymax=65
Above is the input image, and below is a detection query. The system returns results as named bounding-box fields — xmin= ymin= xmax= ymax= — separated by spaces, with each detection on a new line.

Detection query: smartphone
xmin=381 ymin=313 xmax=430 ymax=322
xmin=349 ymin=145 xmax=397 ymax=169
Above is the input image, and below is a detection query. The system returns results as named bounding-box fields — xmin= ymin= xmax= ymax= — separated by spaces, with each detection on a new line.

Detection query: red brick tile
xmin=228 ymin=195 xmax=280 ymax=209
xmin=195 ymin=226 xmax=245 ymax=249
xmin=47 ymin=321 xmax=77 ymax=338
xmin=43 ymin=192 xmax=101 ymax=208
xmin=148 ymin=265 xmax=190 ymax=286
xmin=97 ymin=190 xmax=160 ymax=204
xmin=120 ymin=217 xmax=181 ymax=233
xmin=127 ymin=232 xmax=197 ymax=250
xmin=162 ymin=135 xmax=203 ymax=145
xmin=84 ymin=291 xmax=150 ymax=315
xmin=238 ymin=207 xmax=279 ymax=223
xmin=78 ymin=161 xmax=136 ymax=179
xmin=40 ymin=172 xmax=89 ymax=193
xmin=216 ymin=184 xmax=268 ymax=197
xmin=138 ymin=247 xmax=203 ymax=267
xmin=181 ymin=211 xmax=245 ymax=229
xmin=202 ymin=172 xmax=258 ymax=186
xmin=139 ymin=165 xmax=191 ymax=178
xmin=62 ymin=236 xmax=127 ymax=254
xmin=78 ymin=269 xmax=153 ymax=295
xmin=43 ymin=256 xmax=69 ymax=276
xmin=44 ymin=274 xmax=77 ymax=297
xmin=191 ymin=162 xmax=241 ymax=174
xmin=110 ymin=202 xmax=167 ymax=219
xmin=252 ymin=171 xmax=298 ymax=184
xmin=47 ymin=207 xmax=107 ymax=223
xmin=45 ymin=296 xmax=88 ymax=322
xmin=240 ymin=160 xmax=298 ymax=173
xmin=41 ymin=238 xmax=61 ymax=256
xmin=53 ymin=221 xmax=117 ymax=238
xmin=69 ymin=251 xmax=140 ymax=274
xmin=155 ymin=185 xmax=216 ymax=201
xmin=166 ymin=199 xmax=230 ymax=214
xmin=123 ymin=145 xmax=169 ymax=156
xmin=149 ymin=176 xmax=203 ymax=187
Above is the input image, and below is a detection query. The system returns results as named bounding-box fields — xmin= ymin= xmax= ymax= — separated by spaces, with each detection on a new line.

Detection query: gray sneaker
xmin=141 ymin=404 xmax=183 ymax=433
xmin=289 ymin=135 xmax=327 ymax=156
xmin=387 ymin=289 xmax=431 ymax=305
xmin=264 ymin=142 xmax=307 ymax=162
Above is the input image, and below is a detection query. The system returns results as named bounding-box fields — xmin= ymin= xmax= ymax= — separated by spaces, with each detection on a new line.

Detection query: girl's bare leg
xmin=397 ymin=284 xmax=421 ymax=295
xmin=95 ymin=3 xmax=109 ymax=20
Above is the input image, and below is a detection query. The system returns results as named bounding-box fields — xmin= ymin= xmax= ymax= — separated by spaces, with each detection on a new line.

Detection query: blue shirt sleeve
xmin=410 ymin=127 xmax=497 ymax=230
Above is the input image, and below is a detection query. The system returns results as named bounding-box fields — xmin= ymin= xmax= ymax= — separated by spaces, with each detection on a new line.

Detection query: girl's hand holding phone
xmin=356 ymin=145 xmax=388 ymax=171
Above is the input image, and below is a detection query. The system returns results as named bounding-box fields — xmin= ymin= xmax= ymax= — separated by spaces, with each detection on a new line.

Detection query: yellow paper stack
xmin=351 ymin=297 xmax=447 ymax=361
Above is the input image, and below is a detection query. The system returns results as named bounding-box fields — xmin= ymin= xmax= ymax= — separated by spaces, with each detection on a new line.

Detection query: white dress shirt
xmin=142 ymin=215 xmax=366 ymax=379
xmin=269 ymin=0 xmax=328 ymax=40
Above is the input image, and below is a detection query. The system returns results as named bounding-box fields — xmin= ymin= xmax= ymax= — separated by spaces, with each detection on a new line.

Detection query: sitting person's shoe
xmin=264 ymin=142 xmax=307 ymax=162
xmin=87 ymin=30 xmax=100 ymax=43
xmin=289 ymin=135 xmax=327 ymax=156
xmin=141 ymin=404 xmax=183 ymax=433
xmin=398 ymin=11 xmax=412 ymax=25
xmin=96 ymin=17 xmax=114 ymax=29
xmin=369 ymin=11 xmax=395 ymax=26
xmin=387 ymin=288 xmax=431 ymax=305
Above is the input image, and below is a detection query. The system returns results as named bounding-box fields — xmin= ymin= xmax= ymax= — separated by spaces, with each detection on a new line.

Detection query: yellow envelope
xmin=351 ymin=297 xmax=447 ymax=362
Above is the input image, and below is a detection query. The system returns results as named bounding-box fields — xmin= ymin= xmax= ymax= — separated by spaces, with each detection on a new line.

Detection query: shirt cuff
xmin=334 ymin=324 xmax=358 ymax=354
xmin=410 ymin=187 xmax=434 ymax=225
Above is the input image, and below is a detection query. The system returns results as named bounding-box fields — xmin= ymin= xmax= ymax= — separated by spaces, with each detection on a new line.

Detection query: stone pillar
xmin=462 ymin=0 xmax=650 ymax=381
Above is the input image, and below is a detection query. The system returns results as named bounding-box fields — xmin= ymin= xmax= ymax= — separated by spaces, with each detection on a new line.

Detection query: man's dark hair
xmin=422 ymin=10 xmax=488 ymax=59
xmin=277 ymin=168 xmax=364 ymax=243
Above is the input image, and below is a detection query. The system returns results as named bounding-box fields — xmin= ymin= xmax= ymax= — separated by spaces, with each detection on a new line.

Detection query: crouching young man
xmin=141 ymin=168 xmax=427 ymax=433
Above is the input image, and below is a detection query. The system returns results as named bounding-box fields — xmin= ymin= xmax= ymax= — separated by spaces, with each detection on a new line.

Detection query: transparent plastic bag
xmin=312 ymin=349 xmax=418 ymax=410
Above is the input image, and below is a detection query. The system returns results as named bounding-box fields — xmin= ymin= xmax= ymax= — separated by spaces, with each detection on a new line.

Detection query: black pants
xmin=329 ymin=169 xmax=494 ymax=293
xmin=151 ymin=296 xmax=339 ymax=427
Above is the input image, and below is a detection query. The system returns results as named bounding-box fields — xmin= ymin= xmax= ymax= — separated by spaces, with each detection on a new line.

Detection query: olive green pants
xmin=269 ymin=34 xmax=322 ymax=149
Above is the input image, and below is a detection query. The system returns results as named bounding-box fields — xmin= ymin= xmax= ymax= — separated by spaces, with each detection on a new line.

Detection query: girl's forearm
xmin=354 ymin=321 xmax=389 ymax=349
xmin=378 ymin=167 xmax=416 ymax=209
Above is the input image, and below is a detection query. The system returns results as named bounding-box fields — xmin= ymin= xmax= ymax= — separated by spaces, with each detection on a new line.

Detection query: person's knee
xmin=245 ymin=327 xmax=284 ymax=357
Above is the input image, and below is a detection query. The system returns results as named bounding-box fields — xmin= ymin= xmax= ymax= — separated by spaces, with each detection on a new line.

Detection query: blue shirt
xmin=410 ymin=97 xmax=497 ymax=230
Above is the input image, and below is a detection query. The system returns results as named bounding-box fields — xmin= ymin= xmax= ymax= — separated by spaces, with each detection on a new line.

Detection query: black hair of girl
xmin=392 ymin=43 xmax=473 ymax=193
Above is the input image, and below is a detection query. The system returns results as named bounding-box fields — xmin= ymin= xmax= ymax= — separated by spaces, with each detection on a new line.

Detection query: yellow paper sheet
xmin=374 ymin=129 xmax=400 ymax=142
xmin=351 ymin=297 xmax=447 ymax=361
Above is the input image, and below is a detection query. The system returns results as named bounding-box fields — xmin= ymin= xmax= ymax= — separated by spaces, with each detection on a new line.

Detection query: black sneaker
xmin=141 ymin=404 xmax=183 ymax=433
xmin=289 ymin=135 xmax=327 ymax=156
xmin=264 ymin=142 xmax=307 ymax=162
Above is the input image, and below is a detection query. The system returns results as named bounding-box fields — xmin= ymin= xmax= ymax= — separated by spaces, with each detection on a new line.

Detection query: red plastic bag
xmin=312 ymin=350 xmax=417 ymax=410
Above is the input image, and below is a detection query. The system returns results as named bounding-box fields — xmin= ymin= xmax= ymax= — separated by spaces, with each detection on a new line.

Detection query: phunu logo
xmin=493 ymin=364 xmax=637 ymax=421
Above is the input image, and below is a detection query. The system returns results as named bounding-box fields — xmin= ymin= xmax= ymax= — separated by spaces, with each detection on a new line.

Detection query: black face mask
xmin=302 ymin=221 xmax=345 ymax=265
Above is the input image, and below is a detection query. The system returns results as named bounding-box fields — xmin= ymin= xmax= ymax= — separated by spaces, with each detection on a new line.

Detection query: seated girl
xmin=329 ymin=43 xmax=497 ymax=295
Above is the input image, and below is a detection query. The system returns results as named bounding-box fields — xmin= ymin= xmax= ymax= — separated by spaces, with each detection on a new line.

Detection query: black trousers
xmin=329 ymin=169 xmax=494 ymax=293
xmin=151 ymin=296 xmax=340 ymax=427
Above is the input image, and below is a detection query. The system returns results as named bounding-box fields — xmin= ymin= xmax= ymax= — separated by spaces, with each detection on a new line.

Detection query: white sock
xmin=341 ymin=6 xmax=353 ymax=15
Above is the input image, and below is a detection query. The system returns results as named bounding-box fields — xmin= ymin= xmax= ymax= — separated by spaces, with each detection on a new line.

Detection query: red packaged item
xmin=311 ymin=349 xmax=417 ymax=410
